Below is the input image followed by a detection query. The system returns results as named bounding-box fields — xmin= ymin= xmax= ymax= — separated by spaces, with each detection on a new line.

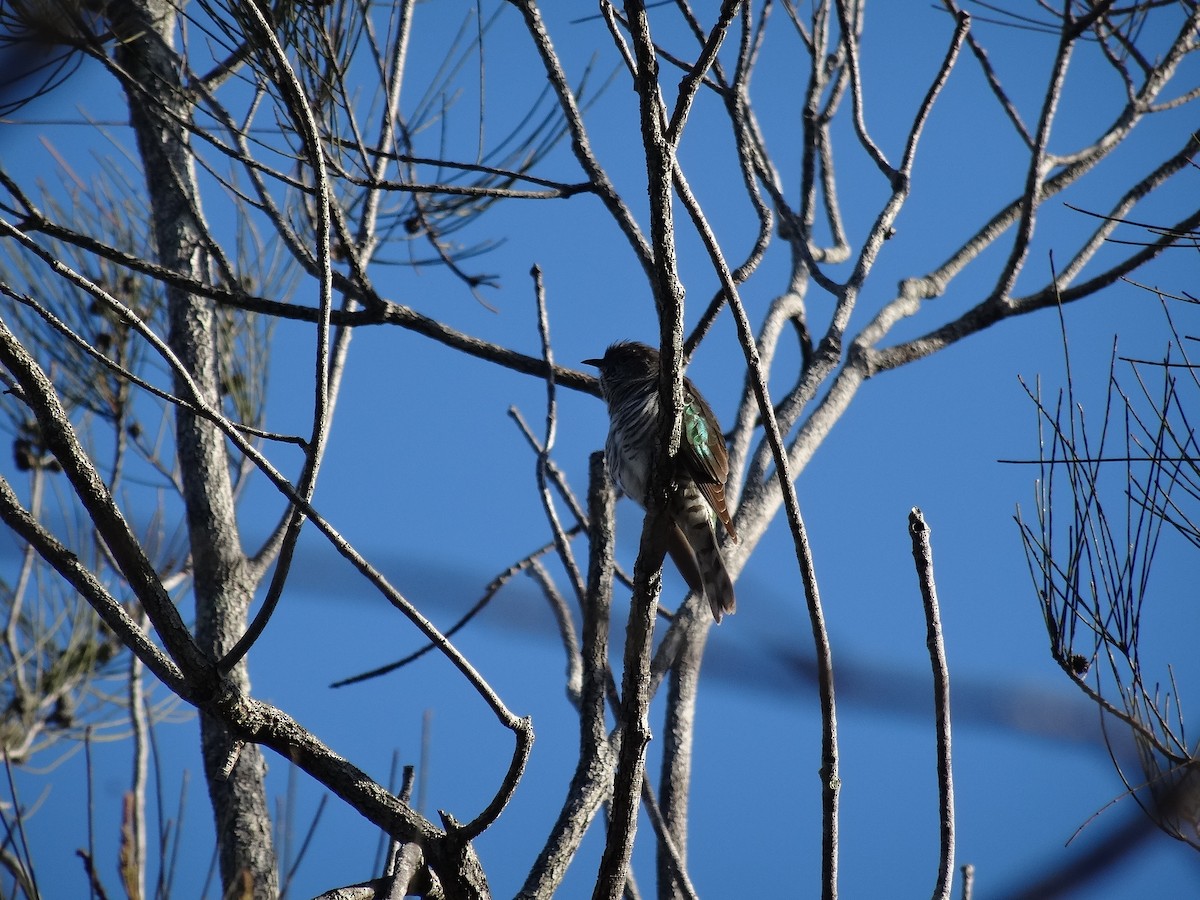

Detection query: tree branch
xmin=908 ymin=509 xmax=955 ymax=900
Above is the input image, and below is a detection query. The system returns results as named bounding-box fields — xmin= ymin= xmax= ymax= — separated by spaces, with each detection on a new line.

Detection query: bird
xmin=583 ymin=341 xmax=738 ymax=622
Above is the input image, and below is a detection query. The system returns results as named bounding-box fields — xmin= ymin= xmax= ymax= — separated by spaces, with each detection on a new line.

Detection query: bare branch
xmin=0 ymin=318 xmax=211 ymax=684
xmin=908 ymin=509 xmax=955 ymax=900
xmin=518 ymin=453 xmax=619 ymax=899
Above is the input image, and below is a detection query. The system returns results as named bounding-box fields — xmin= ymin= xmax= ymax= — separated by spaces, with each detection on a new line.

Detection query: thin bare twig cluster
xmin=1018 ymin=285 xmax=1200 ymax=850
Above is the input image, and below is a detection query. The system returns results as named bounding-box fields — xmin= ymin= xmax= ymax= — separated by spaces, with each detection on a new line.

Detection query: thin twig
xmin=127 ymin=614 xmax=148 ymax=900
xmin=908 ymin=509 xmax=955 ymax=900
xmin=530 ymin=265 xmax=587 ymax=605
xmin=329 ymin=533 xmax=572 ymax=688
xmin=216 ymin=0 xmax=338 ymax=674
xmin=669 ymin=102 xmax=840 ymax=900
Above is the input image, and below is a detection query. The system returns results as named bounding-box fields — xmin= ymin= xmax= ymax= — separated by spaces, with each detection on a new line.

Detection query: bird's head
xmin=582 ymin=341 xmax=659 ymax=401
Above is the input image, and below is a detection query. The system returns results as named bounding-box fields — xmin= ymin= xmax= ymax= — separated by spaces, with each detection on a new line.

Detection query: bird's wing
xmin=681 ymin=382 xmax=728 ymax=483
xmin=682 ymin=382 xmax=738 ymax=541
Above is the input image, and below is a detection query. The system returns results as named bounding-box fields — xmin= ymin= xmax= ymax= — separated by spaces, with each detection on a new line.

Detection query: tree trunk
xmin=656 ymin=626 xmax=704 ymax=900
xmin=112 ymin=1 xmax=277 ymax=894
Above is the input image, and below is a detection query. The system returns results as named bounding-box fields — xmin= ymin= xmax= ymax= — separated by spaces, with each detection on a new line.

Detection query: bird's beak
xmin=582 ymin=358 xmax=601 ymax=368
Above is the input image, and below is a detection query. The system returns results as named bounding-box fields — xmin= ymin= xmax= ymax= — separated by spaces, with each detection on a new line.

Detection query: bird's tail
xmin=669 ymin=486 xmax=736 ymax=622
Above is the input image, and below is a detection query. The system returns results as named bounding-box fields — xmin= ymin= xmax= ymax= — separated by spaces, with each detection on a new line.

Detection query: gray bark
xmin=111 ymin=0 xmax=277 ymax=894
xmin=656 ymin=630 xmax=703 ymax=900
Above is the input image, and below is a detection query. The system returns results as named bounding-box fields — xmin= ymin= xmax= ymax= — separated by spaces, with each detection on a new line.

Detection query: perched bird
xmin=584 ymin=341 xmax=739 ymax=621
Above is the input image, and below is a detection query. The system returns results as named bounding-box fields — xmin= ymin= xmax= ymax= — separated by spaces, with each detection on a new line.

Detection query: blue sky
xmin=3 ymin=2 xmax=1200 ymax=898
